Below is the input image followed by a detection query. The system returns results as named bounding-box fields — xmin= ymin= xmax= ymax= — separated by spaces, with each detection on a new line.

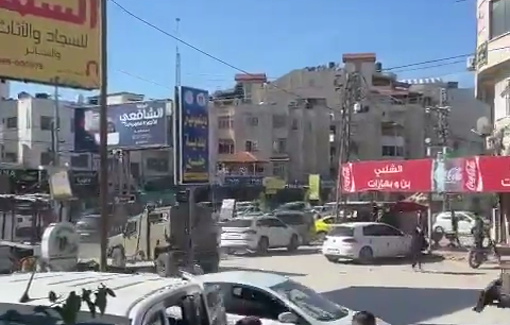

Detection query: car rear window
xmin=221 ymin=219 xmax=252 ymax=227
xmin=328 ymin=226 xmax=354 ymax=237
xmin=276 ymin=214 xmax=304 ymax=225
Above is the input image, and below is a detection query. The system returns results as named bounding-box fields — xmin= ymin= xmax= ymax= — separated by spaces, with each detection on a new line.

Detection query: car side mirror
xmin=278 ymin=312 xmax=298 ymax=324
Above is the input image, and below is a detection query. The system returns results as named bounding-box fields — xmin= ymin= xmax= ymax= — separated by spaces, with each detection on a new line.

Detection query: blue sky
xmin=10 ymin=0 xmax=477 ymax=100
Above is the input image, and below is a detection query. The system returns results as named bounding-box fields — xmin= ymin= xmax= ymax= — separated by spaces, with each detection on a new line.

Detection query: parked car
xmin=432 ymin=211 xmax=487 ymax=237
xmin=220 ymin=215 xmax=300 ymax=254
xmin=322 ymin=222 xmax=412 ymax=263
xmin=274 ymin=210 xmax=316 ymax=245
xmin=198 ymin=271 xmax=392 ymax=325
xmin=315 ymin=215 xmax=337 ymax=240
xmin=274 ymin=201 xmax=311 ymax=212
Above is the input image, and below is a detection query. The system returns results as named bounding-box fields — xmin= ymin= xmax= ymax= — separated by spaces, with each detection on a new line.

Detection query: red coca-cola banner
xmin=341 ymin=159 xmax=433 ymax=193
xmin=478 ymin=156 xmax=510 ymax=192
xmin=339 ymin=155 xmax=510 ymax=193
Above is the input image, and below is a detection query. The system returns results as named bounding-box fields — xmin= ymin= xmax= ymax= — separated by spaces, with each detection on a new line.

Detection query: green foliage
xmin=34 ymin=284 xmax=115 ymax=325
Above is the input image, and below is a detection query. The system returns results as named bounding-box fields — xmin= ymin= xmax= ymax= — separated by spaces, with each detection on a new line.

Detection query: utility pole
xmin=173 ymin=17 xmax=195 ymax=270
xmin=335 ymin=71 xmax=362 ymax=220
xmin=52 ymin=78 xmax=60 ymax=166
xmin=425 ymin=87 xmax=450 ymax=247
xmin=99 ymin=0 xmax=109 ymax=272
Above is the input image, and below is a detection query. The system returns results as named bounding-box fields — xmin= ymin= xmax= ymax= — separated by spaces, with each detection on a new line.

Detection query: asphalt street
xmin=219 ymin=246 xmax=508 ymax=325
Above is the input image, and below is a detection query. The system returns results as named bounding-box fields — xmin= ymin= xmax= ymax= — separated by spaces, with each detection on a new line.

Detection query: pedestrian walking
xmin=351 ymin=311 xmax=376 ymax=325
xmin=472 ymin=213 xmax=485 ymax=250
xmin=411 ymin=225 xmax=425 ymax=271
xmin=450 ymin=210 xmax=461 ymax=247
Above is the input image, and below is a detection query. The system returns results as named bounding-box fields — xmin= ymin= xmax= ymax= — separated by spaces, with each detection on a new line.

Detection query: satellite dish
xmin=476 ymin=116 xmax=492 ymax=135
xmin=40 ymin=222 xmax=79 ymax=271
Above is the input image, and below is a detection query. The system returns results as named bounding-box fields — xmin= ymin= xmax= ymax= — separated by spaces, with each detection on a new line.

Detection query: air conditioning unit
xmin=467 ymin=56 xmax=476 ymax=71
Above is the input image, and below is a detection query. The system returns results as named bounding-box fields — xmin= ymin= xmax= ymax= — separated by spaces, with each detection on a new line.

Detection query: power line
xmin=109 ymin=0 xmax=476 ymax=109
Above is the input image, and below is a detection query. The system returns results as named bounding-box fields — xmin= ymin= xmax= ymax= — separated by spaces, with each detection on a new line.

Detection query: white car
xmin=220 ymin=215 xmax=300 ymax=254
xmin=0 ymin=271 xmax=216 ymax=325
xmin=432 ymin=211 xmax=480 ymax=236
xmin=322 ymin=222 xmax=412 ymax=263
xmin=198 ymin=271 xmax=392 ymax=325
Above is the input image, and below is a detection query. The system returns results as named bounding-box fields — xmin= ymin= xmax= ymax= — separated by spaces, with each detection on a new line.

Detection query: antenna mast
xmin=175 ymin=18 xmax=181 ymax=87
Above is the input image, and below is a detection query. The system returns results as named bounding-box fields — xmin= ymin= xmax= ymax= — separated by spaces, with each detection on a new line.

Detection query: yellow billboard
xmin=0 ymin=0 xmax=100 ymax=89
xmin=308 ymin=174 xmax=320 ymax=201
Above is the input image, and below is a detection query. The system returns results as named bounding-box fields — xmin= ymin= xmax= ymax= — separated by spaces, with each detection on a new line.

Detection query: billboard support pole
xmin=99 ymin=0 xmax=109 ymax=272
xmin=53 ymin=77 xmax=60 ymax=166
xmin=187 ymin=186 xmax=195 ymax=270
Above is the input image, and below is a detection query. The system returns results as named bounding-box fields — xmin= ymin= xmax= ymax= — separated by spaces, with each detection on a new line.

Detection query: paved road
xmin=220 ymin=247 xmax=507 ymax=325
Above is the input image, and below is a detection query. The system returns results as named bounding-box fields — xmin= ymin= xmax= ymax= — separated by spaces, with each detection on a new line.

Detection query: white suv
xmin=220 ymin=215 xmax=300 ymax=254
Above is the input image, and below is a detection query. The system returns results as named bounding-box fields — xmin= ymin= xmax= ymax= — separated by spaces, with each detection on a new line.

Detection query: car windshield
xmin=76 ymin=216 xmax=101 ymax=230
xmin=270 ymin=280 xmax=349 ymax=321
xmin=221 ymin=219 xmax=253 ymax=227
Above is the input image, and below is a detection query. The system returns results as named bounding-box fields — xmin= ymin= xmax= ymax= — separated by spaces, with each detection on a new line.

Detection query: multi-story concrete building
xmin=273 ymin=53 xmax=489 ymax=178
xmin=475 ymin=0 xmax=510 ymax=242
xmin=210 ymin=73 xmax=331 ymax=186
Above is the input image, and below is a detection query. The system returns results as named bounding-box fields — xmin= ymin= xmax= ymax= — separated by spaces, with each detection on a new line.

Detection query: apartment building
xmin=210 ymin=73 xmax=331 ymax=185
xmin=273 ymin=53 xmax=489 ymax=178
xmin=476 ymin=0 xmax=510 ymax=150
xmin=475 ymin=0 xmax=510 ymax=242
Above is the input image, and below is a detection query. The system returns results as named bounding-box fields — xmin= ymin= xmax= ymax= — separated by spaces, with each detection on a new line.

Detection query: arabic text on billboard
xmin=0 ymin=0 xmax=100 ymax=89
xmin=74 ymin=100 xmax=171 ymax=152
xmin=179 ymin=86 xmax=209 ymax=184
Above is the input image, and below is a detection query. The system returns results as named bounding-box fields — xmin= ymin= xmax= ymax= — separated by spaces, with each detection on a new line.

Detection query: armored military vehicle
xmin=107 ymin=203 xmax=220 ymax=273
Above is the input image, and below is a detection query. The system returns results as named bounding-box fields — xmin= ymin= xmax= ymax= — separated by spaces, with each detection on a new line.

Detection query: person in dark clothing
xmin=411 ymin=226 xmax=425 ymax=271
xmin=352 ymin=311 xmax=376 ymax=325
xmin=450 ymin=211 xmax=461 ymax=247
xmin=472 ymin=214 xmax=485 ymax=250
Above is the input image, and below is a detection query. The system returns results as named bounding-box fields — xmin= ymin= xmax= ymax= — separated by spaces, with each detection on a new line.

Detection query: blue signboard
xmin=178 ymin=86 xmax=209 ymax=185
xmin=74 ymin=100 xmax=172 ymax=152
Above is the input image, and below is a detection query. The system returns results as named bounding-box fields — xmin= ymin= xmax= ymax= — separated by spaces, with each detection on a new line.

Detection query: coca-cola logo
xmin=465 ymin=159 xmax=478 ymax=191
xmin=342 ymin=166 xmax=351 ymax=191
xmin=445 ymin=167 xmax=462 ymax=183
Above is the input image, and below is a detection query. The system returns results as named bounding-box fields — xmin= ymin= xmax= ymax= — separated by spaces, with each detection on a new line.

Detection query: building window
xmin=4 ymin=152 xmax=16 ymax=163
xmin=218 ymin=116 xmax=233 ymax=129
xmin=272 ymin=138 xmax=287 ymax=154
xmin=146 ymin=157 xmax=169 ymax=172
xmin=382 ymin=146 xmax=404 ymax=157
xmin=272 ymin=162 xmax=287 ymax=178
xmin=381 ymin=124 xmax=403 ymax=136
xmin=245 ymin=140 xmax=258 ymax=152
xmin=40 ymin=152 xmax=53 ymax=165
xmin=490 ymin=0 xmax=510 ymax=39
xmin=40 ymin=116 xmax=53 ymax=131
xmin=272 ymin=114 xmax=286 ymax=128
xmin=71 ymin=154 xmax=89 ymax=168
xmin=6 ymin=117 xmax=17 ymax=129
xmin=246 ymin=116 xmax=258 ymax=126
xmin=218 ymin=139 xmax=234 ymax=154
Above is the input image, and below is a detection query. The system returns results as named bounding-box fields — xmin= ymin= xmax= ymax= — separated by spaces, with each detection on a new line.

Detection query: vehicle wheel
xmin=432 ymin=226 xmax=445 ymax=243
xmin=325 ymin=256 xmax=338 ymax=263
xmin=257 ymin=237 xmax=269 ymax=254
xmin=468 ymin=250 xmax=483 ymax=269
xmin=287 ymin=235 xmax=299 ymax=252
xmin=316 ymin=231 xmax=327 ymax=243
xmin=111 ymin=246 xmax=126 ymax=268
xmin=358 ymin=246 xmax=374 ymax=264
